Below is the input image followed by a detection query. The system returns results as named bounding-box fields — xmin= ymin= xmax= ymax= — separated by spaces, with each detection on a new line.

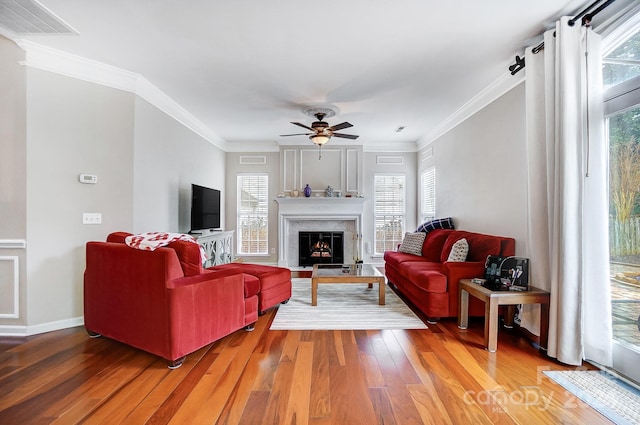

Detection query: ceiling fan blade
xmin=291 ymin=122 xmax=314 ymax=131
xmin=328 ymin=122 xmax=353 ymax=132
xmin=332 ymin=133 xmax=359 ymax=140
xmin=280 ymin=132 xmax=313 ymax=137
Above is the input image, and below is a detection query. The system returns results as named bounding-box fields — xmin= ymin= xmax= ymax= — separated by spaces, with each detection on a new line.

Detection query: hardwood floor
xmin=0 ymin=299 xmax=610 ymax=424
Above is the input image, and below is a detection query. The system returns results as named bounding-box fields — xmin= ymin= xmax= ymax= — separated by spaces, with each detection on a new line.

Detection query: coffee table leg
xmin=378 ymin=278 xmax=385 ymax=305
xmin=312 ymin=278 xmax=318 ymax=306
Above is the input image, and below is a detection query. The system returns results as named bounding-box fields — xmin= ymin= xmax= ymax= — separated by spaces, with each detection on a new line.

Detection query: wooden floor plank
xmin=284 ymin=341 xmax=313 ymax=424
xmin=217 ymin=352 xmax=267 ymax=425
xmin=328 ymin=334 xmax=379 ymax=425
xmin=309 ymin=331 xmax=331 ymax=419
xmin=0 ymin=304 xmax=616 ymax=425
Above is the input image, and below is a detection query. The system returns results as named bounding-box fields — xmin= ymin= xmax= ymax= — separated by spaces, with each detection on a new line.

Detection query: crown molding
xmin=15 ymin=40 xmax=228 ymax=151
xmin=226 ymin=140 xmax=280 ymax=153
xmin=362 ymin=140 xmax=419 ymax=153
xmin=417 ymin=71 xmax=525 ymax=149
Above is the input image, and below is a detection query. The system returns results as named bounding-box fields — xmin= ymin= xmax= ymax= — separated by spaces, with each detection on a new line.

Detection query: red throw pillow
xmin=167 ymin=240 xmax=203 ymax=277
xmin=422 ymin=229 xmax=453 ymax=261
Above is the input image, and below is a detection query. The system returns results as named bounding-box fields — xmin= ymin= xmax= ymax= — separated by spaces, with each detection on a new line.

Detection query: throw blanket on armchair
xmin=125 ymin=232 xmax=208 ymax=263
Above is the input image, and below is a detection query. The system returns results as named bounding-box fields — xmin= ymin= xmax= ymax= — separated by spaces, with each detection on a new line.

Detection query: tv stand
xmin=194 ymin=230 xmax=234 ymax=267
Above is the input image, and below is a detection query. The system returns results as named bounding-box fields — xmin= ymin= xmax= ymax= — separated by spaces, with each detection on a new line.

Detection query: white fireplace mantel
xmin=274 ymin=197 xmax=366 ymax=267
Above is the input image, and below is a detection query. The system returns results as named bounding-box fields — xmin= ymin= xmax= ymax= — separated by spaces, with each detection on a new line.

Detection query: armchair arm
xmin=166 ymin=270 xmax=246 ymax=360
xmin=443 ymin=261 xmax=486 ymax=317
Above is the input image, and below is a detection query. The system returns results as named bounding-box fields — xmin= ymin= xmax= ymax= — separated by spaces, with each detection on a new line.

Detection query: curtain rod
xmin=508 ymin=0 xmax=616 ymax=75
xmin=569 ymin=0 xmax=616 ymax=26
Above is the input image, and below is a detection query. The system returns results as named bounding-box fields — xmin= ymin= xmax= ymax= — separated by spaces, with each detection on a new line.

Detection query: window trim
xmin=236 ymin=173 xmax=269 ymax=256
xmin=373 ymin=173 xmax=406 ymax=256
xmin=420 ymin=166 xmax=436 ymax=223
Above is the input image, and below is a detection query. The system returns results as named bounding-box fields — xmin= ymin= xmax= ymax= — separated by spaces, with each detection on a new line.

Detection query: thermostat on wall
xmin=79 ymin=174 xmax=98 ymax=184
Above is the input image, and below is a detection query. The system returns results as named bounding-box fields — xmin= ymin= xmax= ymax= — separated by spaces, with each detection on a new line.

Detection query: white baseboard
xmin=0 ymin=316 xmax=84 ymax=336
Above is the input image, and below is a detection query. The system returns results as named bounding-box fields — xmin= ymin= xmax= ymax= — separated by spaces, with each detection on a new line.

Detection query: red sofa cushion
xmin=421 ymin=229 xmax=454 ymax=261
xmin=224 ymin=263 xmax=291 ymax=290
xmin=106 ymin=231 xmax=130 ymax=243
xmin=410 ymin=268 xmax=448 ymax=293
xmin=242 ymin=273 xmax=261 ymax=298
xmin=383 ymin=250 xmax=426 ymax=268
xmin=166 ymin=241 xmax=203 ymax=276
xmin=440 ymin=231 xmax=501 ymax=263
xmin=106 ymin=232 xmax=203 ymax=277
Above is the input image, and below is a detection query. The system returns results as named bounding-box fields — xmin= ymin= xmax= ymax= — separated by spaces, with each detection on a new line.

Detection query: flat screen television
xmin=190 ymin=184 xmax=221 ymax=232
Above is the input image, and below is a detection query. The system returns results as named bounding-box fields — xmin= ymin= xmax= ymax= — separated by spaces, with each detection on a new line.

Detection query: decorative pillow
xmin=447 ymin=238 xmax=469 ymax=262
xmin=416 ymin=217 xmax=455 ymax=234
xmin=398 ymin=232 xmax=426 ymax=256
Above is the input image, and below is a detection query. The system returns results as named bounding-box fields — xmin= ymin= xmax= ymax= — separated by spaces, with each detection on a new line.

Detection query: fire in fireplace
xmin=298 ymin=231 xmax=344 ymax=266
xmin=311 ymin=240 xmax=332 ymax=257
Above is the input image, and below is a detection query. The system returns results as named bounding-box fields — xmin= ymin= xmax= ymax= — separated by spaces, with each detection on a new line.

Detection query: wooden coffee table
xmin=311 ymin=264 xmax=386 ymax=306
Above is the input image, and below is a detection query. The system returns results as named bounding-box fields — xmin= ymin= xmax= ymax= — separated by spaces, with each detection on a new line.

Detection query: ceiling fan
xmin=280 ymin=107 xmax=359 ymax=158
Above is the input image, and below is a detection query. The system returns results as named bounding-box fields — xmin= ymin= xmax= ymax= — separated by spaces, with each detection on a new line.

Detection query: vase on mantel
xmin=303 ymin=184 xmax=311 ymax=197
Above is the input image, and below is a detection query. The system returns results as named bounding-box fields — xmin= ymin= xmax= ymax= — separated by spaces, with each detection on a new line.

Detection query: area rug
xmin=270 ymin=278 xmax=428 ymax=330
xmin=544 ymin=370 xmax=640 ymax=425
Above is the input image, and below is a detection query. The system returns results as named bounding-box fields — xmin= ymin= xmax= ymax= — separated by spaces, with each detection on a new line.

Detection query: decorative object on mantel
xmin=326 ymin=185 xmax=334 ymax=197
xmin=304 ymin=184 xmax=312 ymax=197
xmin=291 ymin=189 xmax=299 ymax=198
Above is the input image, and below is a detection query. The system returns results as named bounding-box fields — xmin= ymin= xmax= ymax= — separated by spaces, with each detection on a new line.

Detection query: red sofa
xmin=84 ymin=232 xmax=260 ymax=368
xmin=384 ymin=229 xmax=515 ymax=322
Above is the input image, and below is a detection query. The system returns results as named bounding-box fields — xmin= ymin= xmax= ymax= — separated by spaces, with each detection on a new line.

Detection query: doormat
xmin=544 ymin=370 xmax=640 ymax=425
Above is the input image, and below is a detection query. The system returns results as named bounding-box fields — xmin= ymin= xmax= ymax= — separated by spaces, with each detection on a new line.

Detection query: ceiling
xmin=1 ymin=0 xmax=595 ymax=151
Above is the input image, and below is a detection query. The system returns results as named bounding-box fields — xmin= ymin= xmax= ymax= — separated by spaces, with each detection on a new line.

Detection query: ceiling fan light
xmin=310 ymin=134 xmax=330 ymax=145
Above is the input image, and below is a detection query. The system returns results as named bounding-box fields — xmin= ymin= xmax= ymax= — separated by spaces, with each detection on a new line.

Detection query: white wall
xmin=420 ymin=82 xmax=528 ymax=255
xmin=0 ymin=53 xmax=227 ymax=334
xmin=363 ymin=151 xmax=418 ymax=263
xmin=25 ymin=68 xmax=136 ymax=327
xmin=132 ymin=97 xmax=226 ymax=233
xmin=225 ymin=152 xmax=281 ymax=263
xmin=0 ymin=36 xmax=27 ymax=325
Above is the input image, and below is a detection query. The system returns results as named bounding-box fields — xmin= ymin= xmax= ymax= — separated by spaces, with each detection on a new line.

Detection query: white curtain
xmin=523 ymin=16 xmax=612 ymax=366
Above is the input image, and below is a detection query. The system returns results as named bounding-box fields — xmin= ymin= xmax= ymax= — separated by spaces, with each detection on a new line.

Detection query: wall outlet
xmin=271 ymin=247 xmax=276 ymax=254
xmin=83 ymin=213 xmax=102 ymax=224
xmin=79 ymin=174 xmax=98 ymax=184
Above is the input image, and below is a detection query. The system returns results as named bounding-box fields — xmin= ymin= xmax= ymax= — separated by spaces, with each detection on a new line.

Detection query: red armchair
xmin=84 ymin=233 xmax=258 ymax=368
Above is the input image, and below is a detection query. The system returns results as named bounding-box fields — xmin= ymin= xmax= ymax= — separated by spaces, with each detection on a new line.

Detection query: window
xmin=603 ymin=28 xmax=640 ymax=89
xmin=603 ymin=15 xmax=640 ymax=384
xmin=237 ymin=174 xmax=268 ymax=255
xmin=374 ymin=175 xmax=405 ymax=255
xmin=420 ymin=167 xmax=436 ymax=222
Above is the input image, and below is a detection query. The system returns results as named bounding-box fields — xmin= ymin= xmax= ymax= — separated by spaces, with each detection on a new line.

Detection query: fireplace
xmin=298 ymin=231 xmax=344 ymax=266
xmin=275 ymin=197 xmax=365 ymax=267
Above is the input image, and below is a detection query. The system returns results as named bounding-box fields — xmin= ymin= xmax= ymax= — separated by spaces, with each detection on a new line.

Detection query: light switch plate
xmin=83 ymin=213 xmax=102 ymax=224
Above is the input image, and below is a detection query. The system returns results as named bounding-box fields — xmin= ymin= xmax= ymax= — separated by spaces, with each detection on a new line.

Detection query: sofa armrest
xmin=167 ymin=266 xmax=243 ymax=289
xmin=166 ymin=270 xmax=246 ymax=359
xmin=443 ymin=261 xmax=485 ymax=288
xmin=443 ymin=261 xmax=486 ymax=317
